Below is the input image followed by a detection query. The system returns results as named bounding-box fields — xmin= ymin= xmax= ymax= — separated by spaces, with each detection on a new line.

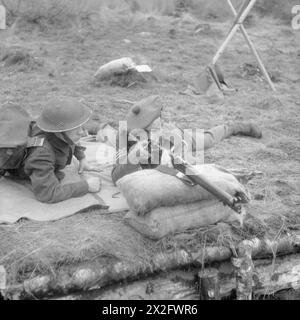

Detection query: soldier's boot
xmin=228 ymin=122 xmax=262 ymax=138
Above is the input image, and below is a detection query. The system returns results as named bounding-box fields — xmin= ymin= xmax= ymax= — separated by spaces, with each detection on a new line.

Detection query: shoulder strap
xmin=26 ymin=136 xmax=45 ymax=148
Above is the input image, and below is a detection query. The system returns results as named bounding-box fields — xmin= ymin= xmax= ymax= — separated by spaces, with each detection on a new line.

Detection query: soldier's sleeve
xmin=24 ymin=147 xmax=89 ymax=203
xmin=111 ymin=163 xmax=142 ymax=185
xmin=73 ymin=144 xmax=86 ymax=161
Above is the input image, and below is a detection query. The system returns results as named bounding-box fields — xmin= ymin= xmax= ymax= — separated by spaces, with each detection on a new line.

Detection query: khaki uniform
xmin=8 ymin=123 xmax=89 ymax=203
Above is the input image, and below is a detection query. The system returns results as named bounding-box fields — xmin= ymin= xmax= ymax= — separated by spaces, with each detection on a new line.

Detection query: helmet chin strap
xmin=61 ymin=131 xmax=76 ymax=145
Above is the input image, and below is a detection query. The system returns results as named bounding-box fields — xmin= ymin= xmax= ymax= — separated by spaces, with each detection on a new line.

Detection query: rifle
xmin=170 ymin=154 xmax=245 ymax=217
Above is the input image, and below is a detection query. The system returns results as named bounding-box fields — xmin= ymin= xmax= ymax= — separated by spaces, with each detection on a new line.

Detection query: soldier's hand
xmin=79 ymin=159 xmax=102 ymax=174
xmin=86 ymin=177 xmax=102 ymax=193
xmin=78 ymin=158 xmax=91 ymax=174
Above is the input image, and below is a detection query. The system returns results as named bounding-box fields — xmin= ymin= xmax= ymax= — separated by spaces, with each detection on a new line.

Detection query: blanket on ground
xmin=0 ymin=140 xmax=129 ymax=224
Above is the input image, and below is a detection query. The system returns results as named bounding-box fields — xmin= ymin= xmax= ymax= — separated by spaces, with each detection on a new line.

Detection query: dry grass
xmin=255 ymin=0 xmax=298 ymax=23
xmin=1 ymin=208 xmax=298 ymax=286
xmin=2 ymin=0 xmax=100 ymax=23
xmin=0 ymin=0 xmax=299 ymax=294
xmin=0 ymin=0 xmax=296 ymax=29
xmin=0 ymin=211 xmax=159 ymax=284
xmin=162 ymin=211 xmax=300 ymax=254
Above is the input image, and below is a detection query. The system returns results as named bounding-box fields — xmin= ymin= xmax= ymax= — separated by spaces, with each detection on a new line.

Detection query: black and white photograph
xmin=0 ymin=0 xmax=299 ymax=305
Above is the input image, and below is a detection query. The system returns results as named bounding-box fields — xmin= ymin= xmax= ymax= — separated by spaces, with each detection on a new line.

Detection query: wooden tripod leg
xmin=212 ymin=0 xmax=257 ymax=65
xmin=212 ymin=24 xmax=239 ymax=65
xmin=226 ymin=0 xmax=276 ymax=91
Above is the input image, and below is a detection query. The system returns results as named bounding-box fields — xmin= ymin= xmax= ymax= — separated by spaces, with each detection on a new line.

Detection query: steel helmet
xmin=36 ymin=98 xmax=92 ymax=132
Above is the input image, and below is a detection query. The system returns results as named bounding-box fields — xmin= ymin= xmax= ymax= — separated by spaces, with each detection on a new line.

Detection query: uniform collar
xmin=53 ymin=132 xmax=75 ymax=146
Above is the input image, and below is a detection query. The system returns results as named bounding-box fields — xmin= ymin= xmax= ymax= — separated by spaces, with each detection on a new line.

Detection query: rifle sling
xmin=155 ymin=165 xmax=195 ymax=186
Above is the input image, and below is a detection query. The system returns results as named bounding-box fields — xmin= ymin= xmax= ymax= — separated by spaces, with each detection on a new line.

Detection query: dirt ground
xmin=0 ymin=10 xmax=300 ymax=297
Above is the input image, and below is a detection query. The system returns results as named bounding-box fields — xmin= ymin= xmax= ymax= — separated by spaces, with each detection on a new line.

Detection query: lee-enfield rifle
xmin=170 ymin=153 xmax=246 ymax=217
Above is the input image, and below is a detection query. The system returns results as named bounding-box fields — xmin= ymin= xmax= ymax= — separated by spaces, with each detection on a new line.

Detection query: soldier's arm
xmin=73 ymin=144 xmax=86 ymax=161
xmin=24 ymin=147 xmax=89 ymax=203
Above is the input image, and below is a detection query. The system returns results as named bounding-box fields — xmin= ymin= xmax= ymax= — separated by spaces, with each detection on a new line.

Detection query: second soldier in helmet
xmin=7 ymin=98 xmax=101 ymax=203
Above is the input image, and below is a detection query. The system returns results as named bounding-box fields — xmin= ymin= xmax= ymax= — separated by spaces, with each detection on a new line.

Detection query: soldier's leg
xmin=194 ymin=123 xmax=262 ymax=151
xmin=203 ymin=125 xmax=231 ymax=150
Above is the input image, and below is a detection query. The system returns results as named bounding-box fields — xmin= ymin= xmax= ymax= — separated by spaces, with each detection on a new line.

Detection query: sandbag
xmin=117 ymin=164 xmax=250 ymax=216
xmin=94 ymin=57 xmax=135 ymax=80
xmin=124 ymin=200 xmax=236 ymax=240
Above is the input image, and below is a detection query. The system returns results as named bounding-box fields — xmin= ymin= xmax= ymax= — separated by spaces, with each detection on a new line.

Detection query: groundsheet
xmin=0 ymin=140 xmax=129 ymax=224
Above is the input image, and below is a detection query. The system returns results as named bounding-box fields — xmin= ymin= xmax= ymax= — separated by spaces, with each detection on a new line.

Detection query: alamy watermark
xmin=292 ymin=5 xmax=300 ymax=30
xmin=94 ymin=121 xmax=205 ymax=166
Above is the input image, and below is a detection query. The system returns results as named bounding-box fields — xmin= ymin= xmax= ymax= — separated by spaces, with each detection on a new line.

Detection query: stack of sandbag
xmin=117 ymin=164 xmax=250 ymax=239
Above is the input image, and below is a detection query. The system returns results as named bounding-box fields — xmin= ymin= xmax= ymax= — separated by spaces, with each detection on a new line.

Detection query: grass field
xmin=0 ymin=0 xmax=299 ymax=298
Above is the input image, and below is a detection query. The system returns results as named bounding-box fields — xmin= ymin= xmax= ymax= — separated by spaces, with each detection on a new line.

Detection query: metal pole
xmin=212 ymin=0 xmax=257 ymax=64
xmin=227 ymin=0 xmax=276 ymax=91
xmin=0 ymin=4 xmax=6 ymax=30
